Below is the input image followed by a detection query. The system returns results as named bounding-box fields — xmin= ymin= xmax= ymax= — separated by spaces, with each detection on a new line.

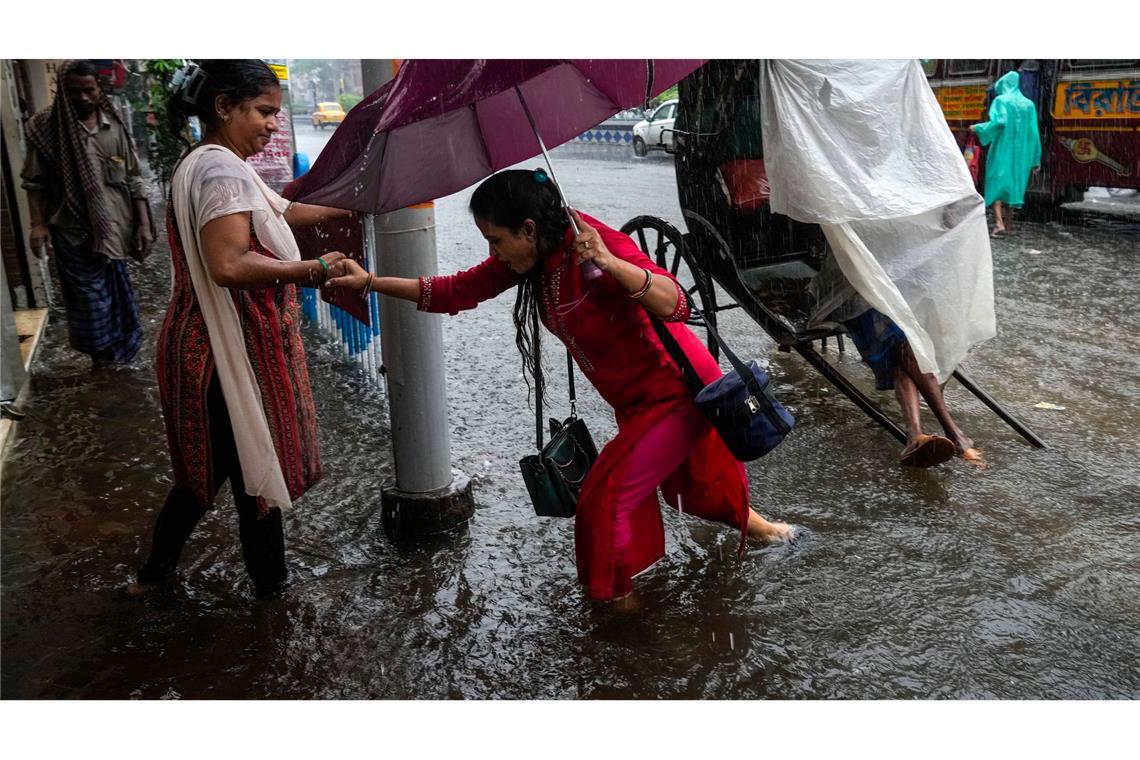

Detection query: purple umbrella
xmin=292 ymin=59 xmax=705 ymax=277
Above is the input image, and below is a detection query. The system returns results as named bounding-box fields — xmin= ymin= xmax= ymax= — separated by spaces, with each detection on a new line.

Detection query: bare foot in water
xmin=947 ymin=432 xmax=987 ymax=469
xmin=959 ymin=447 xmax=987 ymax=468
xmin=746 ymin=509 xmax=796 ymax=543
xmin=125 ymin=579 xmax=163 ymax=597
xmin=125 ymin=568 xmax=176 ymax=596
xmin=609 ymin=591 xmax=642 ymax=614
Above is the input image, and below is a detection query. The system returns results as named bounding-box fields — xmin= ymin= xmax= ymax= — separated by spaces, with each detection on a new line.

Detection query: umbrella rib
xmin=470 ymin=101 xmax=495 ymax=173
xmin=370 ymin=122 xmax=392 ymax=212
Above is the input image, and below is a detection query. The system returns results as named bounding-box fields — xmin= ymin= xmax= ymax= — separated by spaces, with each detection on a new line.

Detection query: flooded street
xmin=293 ymin=121 xmax=333 ymax=165
xmin=2 ymin=144 xmax=1138 ymax=699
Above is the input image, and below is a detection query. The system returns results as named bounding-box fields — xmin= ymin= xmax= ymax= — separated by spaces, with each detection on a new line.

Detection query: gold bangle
xmin=630 ymin=269 xmax=653 ymax=300
xmin=360 ymin=272 xmax=374 ymax=300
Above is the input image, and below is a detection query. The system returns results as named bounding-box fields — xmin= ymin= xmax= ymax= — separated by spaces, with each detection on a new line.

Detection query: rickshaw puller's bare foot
xmin=947 ymin=433 xmax=985 ymax=467
xmin=960 ymin=447 xmax=987 ymax=468
xmin=949 ymin=432 xmax=975 ymax=455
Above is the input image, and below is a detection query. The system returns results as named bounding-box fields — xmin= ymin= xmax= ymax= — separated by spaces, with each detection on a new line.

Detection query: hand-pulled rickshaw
xmin=618 ymin=60 xmax=1046 ymax=449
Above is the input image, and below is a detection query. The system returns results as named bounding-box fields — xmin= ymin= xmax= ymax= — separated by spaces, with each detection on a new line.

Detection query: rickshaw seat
xmin=719 ymin=159 xmax=770 ymax=212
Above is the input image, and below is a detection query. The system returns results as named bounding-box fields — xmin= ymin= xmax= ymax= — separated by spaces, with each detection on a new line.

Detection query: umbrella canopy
xmin=291 ymin=59 xmax=705 ymax=212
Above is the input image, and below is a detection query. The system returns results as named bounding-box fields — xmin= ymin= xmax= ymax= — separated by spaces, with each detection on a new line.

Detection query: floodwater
xmin=2 ymin=145 xmax=1138 ymax=699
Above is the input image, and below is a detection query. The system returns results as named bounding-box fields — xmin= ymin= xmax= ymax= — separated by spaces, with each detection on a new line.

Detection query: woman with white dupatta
xmin=134 ymin=61 xmax=353 ymax=598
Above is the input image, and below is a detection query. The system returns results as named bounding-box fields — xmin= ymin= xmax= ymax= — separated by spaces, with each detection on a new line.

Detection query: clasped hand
xmin=570 ymin=209 xmax=615 ymax=271
xmin=318 ymin=252 xmax=351 ymax=284
xmin=325 ymin=257 xmax=369 ymax=290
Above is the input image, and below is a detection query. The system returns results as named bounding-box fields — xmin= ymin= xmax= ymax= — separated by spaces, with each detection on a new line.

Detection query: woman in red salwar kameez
xmin=331 ymin=169 xmax=795 ymax=601
xmin=134 ymin=61 xmax=352 ymax=597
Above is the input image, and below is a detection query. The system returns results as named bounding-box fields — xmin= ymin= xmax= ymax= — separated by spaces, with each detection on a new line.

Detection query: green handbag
xmin=519 ymin=349 xmax=599 ymax=518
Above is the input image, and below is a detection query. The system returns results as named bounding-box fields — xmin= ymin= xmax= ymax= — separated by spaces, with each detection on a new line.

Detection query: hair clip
xmin=167 ymin=62 xmax=206 ymax=105
xmin=533 ymin=168 xmax=549 ymax=183
xmin=181 ymin=65 xmax=207 ymax=105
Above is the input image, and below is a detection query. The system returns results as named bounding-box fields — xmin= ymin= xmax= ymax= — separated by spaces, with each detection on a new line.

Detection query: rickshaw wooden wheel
xmin=620 ymin=215 xmax=719 ymax=361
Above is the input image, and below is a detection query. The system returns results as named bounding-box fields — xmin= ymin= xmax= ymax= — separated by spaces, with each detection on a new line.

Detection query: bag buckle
xmin=746 ymin=395 xmax=760 ymax=414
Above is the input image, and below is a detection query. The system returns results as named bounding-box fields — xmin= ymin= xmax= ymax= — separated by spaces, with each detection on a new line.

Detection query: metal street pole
xmin=360 ymin=59 xmax=474 ymax=537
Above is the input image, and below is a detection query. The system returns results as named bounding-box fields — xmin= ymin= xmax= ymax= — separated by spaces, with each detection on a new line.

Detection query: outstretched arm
xmin=284 ymin=201 xmax=355 ymax=228
xmin=328 ymin=255 xmax=520 ymax=314
xmin=326 ymin=261 xmax=423 ymax=301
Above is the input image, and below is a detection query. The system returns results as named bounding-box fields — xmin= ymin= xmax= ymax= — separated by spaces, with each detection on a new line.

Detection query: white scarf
xmin=171 ymin=145 xmax=301 ymax=509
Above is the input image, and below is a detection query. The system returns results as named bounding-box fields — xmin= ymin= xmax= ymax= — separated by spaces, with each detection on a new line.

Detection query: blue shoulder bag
xmin=650 ymin=311 xmax=794 ymax=461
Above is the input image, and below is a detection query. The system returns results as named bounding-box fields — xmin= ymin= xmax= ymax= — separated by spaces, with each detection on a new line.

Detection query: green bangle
xmin=317 ymin=258 xmax=330 ymax=273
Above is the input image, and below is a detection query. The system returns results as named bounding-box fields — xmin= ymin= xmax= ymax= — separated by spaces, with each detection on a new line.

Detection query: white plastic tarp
xmin=759 ymin=59 xmax=995 ymax=381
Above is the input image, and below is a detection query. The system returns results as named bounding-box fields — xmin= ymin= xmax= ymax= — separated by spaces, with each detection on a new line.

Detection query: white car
xmin=632 ymin=100 xmax=678 ymax=157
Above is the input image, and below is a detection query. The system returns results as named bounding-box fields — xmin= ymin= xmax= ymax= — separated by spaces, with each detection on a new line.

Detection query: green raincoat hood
xmin=994 ymin=71 xmax=1021 ymax=97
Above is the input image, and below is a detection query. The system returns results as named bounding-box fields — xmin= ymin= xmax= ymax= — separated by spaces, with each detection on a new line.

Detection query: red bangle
xmin=629 ymin=268 xmax=653 ymax=300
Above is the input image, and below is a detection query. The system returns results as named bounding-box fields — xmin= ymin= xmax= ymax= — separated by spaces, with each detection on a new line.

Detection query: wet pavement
xmin=2 ymin=144 xmax=1139 ymax=699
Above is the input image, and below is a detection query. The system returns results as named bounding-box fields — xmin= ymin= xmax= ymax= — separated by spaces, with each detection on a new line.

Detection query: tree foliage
xmin=338 ymin=93 xmax=363 ymax=112
xmin=289 ymin=59 xmax=338 ymax=83
xmin=650 ymin=85 xmax=679 ymax=107
xmin=141 ymin=59 xmax=187 ymax=187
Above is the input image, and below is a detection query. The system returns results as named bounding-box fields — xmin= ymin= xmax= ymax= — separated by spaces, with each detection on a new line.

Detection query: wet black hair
xmin=469 ymin=169 xmax=571 ymax=404
xmin=469 ymin=169 xmax=569 ymax=257
xmin=167 ymin=59 xmax=279 ymax=149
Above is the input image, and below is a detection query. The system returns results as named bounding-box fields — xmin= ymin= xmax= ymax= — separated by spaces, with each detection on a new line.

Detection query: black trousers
xmin=140 ymin=374 xmax=286 ymax=595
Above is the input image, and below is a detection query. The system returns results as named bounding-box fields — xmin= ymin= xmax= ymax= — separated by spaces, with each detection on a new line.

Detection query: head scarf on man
xmin=24 ymin=60 xmax=125 ymax=255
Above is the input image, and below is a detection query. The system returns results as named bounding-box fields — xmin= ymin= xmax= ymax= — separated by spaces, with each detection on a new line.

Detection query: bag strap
xmin=534 ymin=347 xmax=577 ymax=452
xmin=535 ymin=353 xmax=544 ymax=451
xmin=566 ymin=347 xmax=577 ymax=418
xmin=648 ymin=307 xmax=770 ymax=401
xmin=649 ymin=316 xmax=705 ymax=398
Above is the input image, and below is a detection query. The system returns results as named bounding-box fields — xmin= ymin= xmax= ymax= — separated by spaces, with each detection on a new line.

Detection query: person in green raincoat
xmin=971 ymin=71 xmax=1041 ymax=237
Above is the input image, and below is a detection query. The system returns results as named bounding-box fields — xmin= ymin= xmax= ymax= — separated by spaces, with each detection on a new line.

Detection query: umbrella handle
xmin=580 ymin=262 xmax=603 ymax=281
xmin=562 ymin=208 xmax=603 ymax=281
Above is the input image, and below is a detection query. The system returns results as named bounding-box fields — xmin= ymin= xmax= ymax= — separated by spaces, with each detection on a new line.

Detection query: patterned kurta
xmin=156 ymin=209 xmax=321 ymax=516
xmin=420 ymin=213 xmax=749 ymax=599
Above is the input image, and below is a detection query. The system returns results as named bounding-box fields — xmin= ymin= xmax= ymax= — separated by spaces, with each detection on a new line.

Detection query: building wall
xmin=1 ymin=59 xmax=56 ymax=309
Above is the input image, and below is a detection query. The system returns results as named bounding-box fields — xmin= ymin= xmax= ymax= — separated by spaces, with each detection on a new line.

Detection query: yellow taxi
xmin=310 ymin=102 xmax=346 ymax=129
